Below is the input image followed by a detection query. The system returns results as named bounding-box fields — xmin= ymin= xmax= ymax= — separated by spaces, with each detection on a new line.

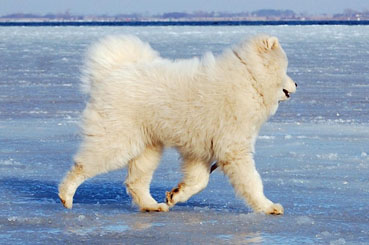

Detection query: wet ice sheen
xmin=1 ymin=25 xmax=369 ymax=244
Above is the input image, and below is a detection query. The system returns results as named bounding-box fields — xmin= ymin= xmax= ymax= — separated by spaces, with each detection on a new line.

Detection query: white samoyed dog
xmin=59 ymin=35 xmax=297 ymax=215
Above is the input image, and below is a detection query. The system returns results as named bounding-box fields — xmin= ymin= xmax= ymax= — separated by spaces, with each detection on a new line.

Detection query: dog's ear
xmin=259 ymin=36 xmax=279 ymax=52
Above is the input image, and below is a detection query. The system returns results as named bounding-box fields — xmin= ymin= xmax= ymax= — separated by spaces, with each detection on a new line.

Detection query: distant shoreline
xmin=1 ymin=20 xmax=369 ymax=26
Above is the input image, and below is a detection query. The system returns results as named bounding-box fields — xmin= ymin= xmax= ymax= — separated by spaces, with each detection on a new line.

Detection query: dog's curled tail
xmin=81 ymin=35 xmax=159 ymax=94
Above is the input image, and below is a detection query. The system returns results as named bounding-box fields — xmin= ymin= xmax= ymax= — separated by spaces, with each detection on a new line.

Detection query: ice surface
xmin=1 ymin=25 xmax=369 ymax=244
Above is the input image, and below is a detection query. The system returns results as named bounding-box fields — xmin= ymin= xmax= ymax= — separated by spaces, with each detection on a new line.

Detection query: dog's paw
xmin=141 ymin=203 xmax=169 ymax=212
xmin=165 ymin=191 xmax=175 ymax=207
xmin=165 ymin=187 xmax=180 ymax=207
xmin=264 ymin=203 xmax=284 ymax=215
xmin=58 ymin=192 xmax=73 ymax=209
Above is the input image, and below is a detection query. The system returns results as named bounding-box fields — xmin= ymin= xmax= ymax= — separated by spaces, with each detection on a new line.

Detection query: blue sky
xmin=0 ymin=0 xmax=368 ymax=15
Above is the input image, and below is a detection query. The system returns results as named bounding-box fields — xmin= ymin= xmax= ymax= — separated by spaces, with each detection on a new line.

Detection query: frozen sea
xmin=0 ymin=25 xmax=369 ymax=244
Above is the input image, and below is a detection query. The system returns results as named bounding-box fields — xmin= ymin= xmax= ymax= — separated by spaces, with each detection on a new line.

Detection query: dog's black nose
xmin=295 ymin=83 xmax=298 ymax=87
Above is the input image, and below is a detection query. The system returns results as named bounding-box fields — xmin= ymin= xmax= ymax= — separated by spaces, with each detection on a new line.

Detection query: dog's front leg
xmin=219 ymin=150 xmax=283 ymax=215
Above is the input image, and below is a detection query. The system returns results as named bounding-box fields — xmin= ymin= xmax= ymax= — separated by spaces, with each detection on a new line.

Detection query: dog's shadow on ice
xmin=0 ymin=178 xmax=247 ymax=212
xmin=0 ymin=178 xmax=166 ymax=207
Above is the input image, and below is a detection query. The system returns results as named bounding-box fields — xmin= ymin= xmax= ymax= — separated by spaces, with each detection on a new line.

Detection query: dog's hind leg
xmin=125 ymin=144 xmax=168 ymax=212
xmin=58 ymin=134 xmax=144 ymax=209
xmin=58 ymin=162 xmax=87 ymax=209
xmin=166 ymin=159 xmax=210 ymax=208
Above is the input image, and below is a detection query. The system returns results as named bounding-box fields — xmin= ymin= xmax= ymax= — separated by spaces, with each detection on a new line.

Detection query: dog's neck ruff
xmin=232 ymin=50 xmax=266 ymax=105
xmin=232 ymin=50 xmax=258 ymax=83
xmin=232 ymin=50 xmax=248 ymax=67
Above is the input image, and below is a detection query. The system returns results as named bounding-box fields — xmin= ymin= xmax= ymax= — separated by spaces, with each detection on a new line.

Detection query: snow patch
xmin=330 ymin=238 xmax=346 ymax=245
xmin=78 ymin=215 xmax=86 ymax=221
xmin=7 ymin=216 xmax=43 ymax=224
xmin=284 ymin=134 xmax=292 ymax=139
xmin=316 ymin=153 xmax=338 ymax=160
xmin=258 ymin=135 xmax=275 ymax=140
xmin=0 ymin=159 xmax=22 ymax=166
xmin=193 ymin=206 xmax=210 ymax=212
xmin=296 ymin=216 xmax=315 ymax=225
xmin=316 ymin=231 xmax=332 ymax=238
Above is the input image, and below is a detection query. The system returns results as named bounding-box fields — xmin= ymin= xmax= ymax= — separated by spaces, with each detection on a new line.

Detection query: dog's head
xmin=257 ymin=36 xmax=297 ymax=102
xmin=235 ymin=36 xmax=297 ymax=103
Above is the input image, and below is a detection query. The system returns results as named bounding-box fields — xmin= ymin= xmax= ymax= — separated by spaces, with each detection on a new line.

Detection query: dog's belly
xmin=149 ymin=123 xmax=214 ymax=160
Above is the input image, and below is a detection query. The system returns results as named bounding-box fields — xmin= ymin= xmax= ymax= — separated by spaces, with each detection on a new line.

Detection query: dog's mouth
xmin=280 ymin=82 xmax=297 ymax=102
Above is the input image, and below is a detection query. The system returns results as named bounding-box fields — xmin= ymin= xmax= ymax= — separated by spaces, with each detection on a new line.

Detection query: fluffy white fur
xmin=58 ymin=35 xmax=296 ymax=214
